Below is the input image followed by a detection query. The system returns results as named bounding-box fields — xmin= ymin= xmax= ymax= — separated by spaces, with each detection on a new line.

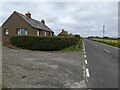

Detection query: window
xmin=37 ymin=30 xmax=40 ymax=36
xmin=45 ymin=31 xmax=47 ymax=36
xmin=4 ymin=29 xmax=9 ymax=35
xmin=50 ymin=32 xmax=53 ymax=36
xmin=16 ymin=28 xmax=27 ymax=35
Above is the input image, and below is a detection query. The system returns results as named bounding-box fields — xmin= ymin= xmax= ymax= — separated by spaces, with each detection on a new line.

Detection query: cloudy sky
xmin=0 ymin=2 xmax=118 ymax=37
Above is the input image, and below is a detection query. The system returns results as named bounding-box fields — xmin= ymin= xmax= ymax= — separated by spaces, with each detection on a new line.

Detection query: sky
xmin=0 ymin=1 xmax=118 ymax=37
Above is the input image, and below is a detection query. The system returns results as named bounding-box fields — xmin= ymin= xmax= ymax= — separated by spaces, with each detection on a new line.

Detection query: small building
xmin=1 ymin=11 xmax=54 ymax=44
xmin=58 ymin=29 xmax=69 ymax=36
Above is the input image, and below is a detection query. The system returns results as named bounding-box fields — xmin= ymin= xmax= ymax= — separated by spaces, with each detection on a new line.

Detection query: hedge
xmin=10 ymin=35 xmax=80 ymax=51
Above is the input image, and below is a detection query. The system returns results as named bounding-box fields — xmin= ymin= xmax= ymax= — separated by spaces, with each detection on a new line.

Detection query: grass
xmin=61 ymin=38 xmax=83 ymax=52
xmin=89 ymin=38 xmax=120 ymax=48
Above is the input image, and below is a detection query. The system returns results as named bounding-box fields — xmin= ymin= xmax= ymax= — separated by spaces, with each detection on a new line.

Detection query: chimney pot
xmin=62 ymin=29 xmax=65 ymax=32
xmin=41 ymin=19 xmax=45 ymax=25
xmin=25 ymin=12 xmax=31 ymax=18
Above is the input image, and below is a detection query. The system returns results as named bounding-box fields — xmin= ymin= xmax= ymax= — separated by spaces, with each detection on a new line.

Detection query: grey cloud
xmin=0 ymin=2 xmax=118 ymax=37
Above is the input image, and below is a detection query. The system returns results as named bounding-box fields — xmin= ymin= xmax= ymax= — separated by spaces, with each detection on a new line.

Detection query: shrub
xmin=61 ymin=38 xmax=83 ymax=52
xmin=74 ymin=34 xmax=81 ymax=38
xmin=10 ymin=35 xmax=80 ymax=51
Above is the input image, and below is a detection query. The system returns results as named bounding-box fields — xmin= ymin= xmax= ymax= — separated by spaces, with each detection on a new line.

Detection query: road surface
xmin=83 ymin=39 xmax=118 ymax=88
xmin=2 ymin=39 xmax=119 ymax=89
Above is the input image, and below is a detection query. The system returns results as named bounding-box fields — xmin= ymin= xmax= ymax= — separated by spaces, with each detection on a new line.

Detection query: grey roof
xmin=16 ymin=11 xmax=54 ymax=32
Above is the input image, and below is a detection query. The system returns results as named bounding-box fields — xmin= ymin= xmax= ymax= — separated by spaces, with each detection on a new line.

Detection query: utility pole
xmin=103 ymin=25 xmax=105 ymax=42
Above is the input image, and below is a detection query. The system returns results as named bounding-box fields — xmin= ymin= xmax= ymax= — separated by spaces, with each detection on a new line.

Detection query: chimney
xmin=62 ymin=29 xmax=64 ymax=32
xmin=25 ymin=12 xmax=31 ymax=18
xmin=41 ymin=19 xmax=45 ymax=25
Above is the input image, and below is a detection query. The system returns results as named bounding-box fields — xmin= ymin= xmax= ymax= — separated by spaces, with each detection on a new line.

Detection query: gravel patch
xmin=2 ymin=46 xmax=85 ymax=88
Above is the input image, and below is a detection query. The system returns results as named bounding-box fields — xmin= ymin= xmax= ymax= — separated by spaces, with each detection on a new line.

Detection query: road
xmin=2 ymin=39 xmax=119 ymax=89
xmin=83 ymin=39 xmax=118 ymax=88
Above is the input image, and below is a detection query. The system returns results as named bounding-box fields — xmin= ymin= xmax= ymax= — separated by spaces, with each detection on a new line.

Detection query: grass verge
xmin=61 ymin=38 xmax=83 ymax=52
xmin=89 ymin=38 xmax=120 ymax=48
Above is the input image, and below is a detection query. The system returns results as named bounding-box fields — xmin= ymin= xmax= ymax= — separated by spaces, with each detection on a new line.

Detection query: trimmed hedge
xmin=10 ymin=35 xmax=80 ymax=51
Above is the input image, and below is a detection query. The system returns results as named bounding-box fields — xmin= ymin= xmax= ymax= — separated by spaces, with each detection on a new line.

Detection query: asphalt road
xmin=83 ymin=39 xmax=118 ymax=88
xmin=2 ymin=39 xmax=119 ymax=89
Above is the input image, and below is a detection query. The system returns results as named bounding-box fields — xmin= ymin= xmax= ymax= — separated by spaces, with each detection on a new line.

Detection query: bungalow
xmin=1 ymin=11 xmax=54 ymax=44
xmin=58 ymin=29 xmax=69 ymax=36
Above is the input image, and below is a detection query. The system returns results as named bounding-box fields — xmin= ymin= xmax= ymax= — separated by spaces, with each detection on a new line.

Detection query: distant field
xmin=89 ymin=38 xmax=120 ymax=48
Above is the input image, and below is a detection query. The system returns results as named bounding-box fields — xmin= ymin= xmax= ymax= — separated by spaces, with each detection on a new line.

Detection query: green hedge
xmin=10 ymin=35 xmax=80 ymax=51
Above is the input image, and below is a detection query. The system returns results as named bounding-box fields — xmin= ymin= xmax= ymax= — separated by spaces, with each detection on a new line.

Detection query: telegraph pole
xmin=103 ymin=25 xmax=105 ymax=42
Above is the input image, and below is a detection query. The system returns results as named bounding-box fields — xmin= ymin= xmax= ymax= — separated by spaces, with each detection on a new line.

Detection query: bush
xmin=74 ymin=34 xmax=81 ymax=38
xmin=61 ymin=38 xmax=83 ymax=52
xmin=10 ymin=35 xmax=80 ymax=51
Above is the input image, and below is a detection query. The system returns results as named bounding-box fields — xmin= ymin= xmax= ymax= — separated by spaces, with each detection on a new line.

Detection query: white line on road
xmin=86 ymin=68 xmax=90 ymax=78
xmin=83 ymin=66 xmax=85 ymax=70
xmin=84 ymin=51 xmax=86 ymax=54
xmin=83 ymin=41 xmax=86 ymax=51
xmin=85 ymin=59 xmax=88 ymax=64
xmin=84 ymin=55 xmax=86 ymax=58
xmin=83 ymin=70 xmax=86 ymax=79
xmin=83 ymin=49 xmax=85 ymax=51
xmin=104 ymin=49 xmax=110 ymax=53
xmin=96 ymin=45 xmax=98 ymax=46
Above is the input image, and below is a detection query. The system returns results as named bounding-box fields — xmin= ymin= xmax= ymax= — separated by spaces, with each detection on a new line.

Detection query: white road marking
xmin=104 ymin=49 xmax=110 ymax=53
xmin=83 ymin=40 xmax=91 ymax=82
xmin=96 ymin=45 xmax=98 ymax=46
xmin=84 ymin=52 xmax=86 ymax=54
xmin=83 ymin=41 xmax=86 ymax=51
xmin=85 ymin=60 xmax=88 ymax=64
xmin=86 ymin=68 xmax=90 ymax=78
xmin=83 ymin=70 xmax=86 ymax=79
xmin=83 ymin=47 xmax=85 ymax=51
xmin=84 ymin=55 xmax=86 ymax=58
xmin=83 ymin=66 xmax=85 ymax=70
xmin=86 ymin=78 xmax=88 ymax=82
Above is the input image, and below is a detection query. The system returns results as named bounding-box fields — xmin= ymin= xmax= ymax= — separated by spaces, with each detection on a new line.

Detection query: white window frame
xmin=45 ymin=31 xmax=47 ymax=36
xmin=4 ymin=29 xmax=9 ymax=35
xmin=17 ymin=30 xmax=20 ymax=35
xmin=37 ymin=30 xmax=40 ymax=36
xmin=50 ymin=32 xmax=53 ymax=36
xmin=17 ymin=28 xmax=27 ymax=35
xmin=25 ymin=30 xmax=27 ymax=35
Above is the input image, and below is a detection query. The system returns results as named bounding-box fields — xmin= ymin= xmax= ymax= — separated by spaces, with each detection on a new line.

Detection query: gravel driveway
xmin=0 ymin=42 xmax=2 ymax=89
xmin=2 ymin=46 xmax=85 ymax=88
